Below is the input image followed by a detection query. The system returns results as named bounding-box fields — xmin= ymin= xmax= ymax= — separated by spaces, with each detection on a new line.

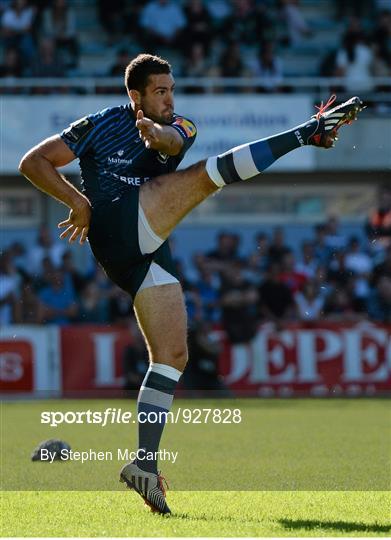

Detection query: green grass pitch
xmin=1 ymin=398 xmax=390 ymax=536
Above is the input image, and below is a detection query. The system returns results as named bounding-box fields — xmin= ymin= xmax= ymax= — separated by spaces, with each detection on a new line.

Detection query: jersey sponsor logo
xmin=107 ymin=155 xmax=133 ymax=165
xmin=172 ymin=117 xmax=197 ymax=138
xmin=63 ymin=117 xmax=95 ymax=143
xmin=109 ymin=172 xmax=151 ymax=186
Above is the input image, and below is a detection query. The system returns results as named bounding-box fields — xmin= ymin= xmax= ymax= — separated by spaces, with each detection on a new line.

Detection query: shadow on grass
xmin=173 ymin=512 xmax=263 ymax=525
xmin=279 ymin=519 xmax=391 ymax=534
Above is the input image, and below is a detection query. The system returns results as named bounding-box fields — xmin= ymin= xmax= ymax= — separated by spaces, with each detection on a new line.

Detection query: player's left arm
xmin=136 ymin=110 xmax=196 ymax=156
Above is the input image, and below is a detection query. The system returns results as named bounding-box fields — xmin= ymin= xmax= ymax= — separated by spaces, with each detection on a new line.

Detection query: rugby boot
xmin=306 ymin=94 xmax=365 ymax=148
xmin=120 ymin=460 xmax=171 ymax=515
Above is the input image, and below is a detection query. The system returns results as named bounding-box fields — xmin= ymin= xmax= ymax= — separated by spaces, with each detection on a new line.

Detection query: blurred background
xmin=1 ymin=0 xmax=390 ymax=398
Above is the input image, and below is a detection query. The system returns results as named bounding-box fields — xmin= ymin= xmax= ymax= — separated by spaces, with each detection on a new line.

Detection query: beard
xmin=143 ymin=105 xmax=173 ymax=125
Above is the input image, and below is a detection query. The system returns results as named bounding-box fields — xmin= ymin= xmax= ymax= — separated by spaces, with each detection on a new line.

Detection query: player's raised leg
xmin=120 ymin=282 xmax=187 ymax=514
xmin=140 ymin=95 xmax=364 ymax=240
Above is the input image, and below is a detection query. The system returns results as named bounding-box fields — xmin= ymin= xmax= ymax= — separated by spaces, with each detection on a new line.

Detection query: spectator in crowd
xmin=268 ymin=226 xmax=290 ymax=264
xmin=183 ymin=285 xmax=202 ymax=323
xmin=122 ymin=319 xmax=149 ymax=393
xmin=222 ymin=0 xmax=259 ymax=46
xmin=183 ymin=0 xmax=212 ymax=54
xmin=313 ymin=264 xmax=331 ymax=297
xmin=335 ymin=20 xmax=375 ymax=92
xmin=206 ymin=231 xmax=242 ymax=271
xmin=91 ymin=264 xmax=118 ymax=301
xmin=254 ymin=1 xmax=276 ymax=43
xmin=97 ymin=0 xmax=125 ymax=40
xmin=30 ymin=37 xmax=66 ymax=77
xmin=60 ymin=250 xmax=86 ymax=295
xmin=344 ymin=237 xmax=372 ymax=307
xmin=7 ymin=241 xmax=26 ymax=274
xmin=295 ymin=240 xmax=318 ymax=278
xmin=41 ymin=0 xmax=78 ymax=69
xmin=327 ymin=250 xmax=352 ymax=288
xmin=13 ymin=276 xmax=42 ymax=324
xmin=0 ymin=46 xmax=23 ymax=76
xmin=38 ymin=269 xmax=78 ymax=325
xmin=250 ymin=41 xmax=284 ymax=93
xmin=183 ymin=320 xmax=230 ymax=395
xmin=205 ymin=0 xmax=231 ymax=28
xmin=319 ymin=47 xmax=339 ymax=78
xmin=27 ymin=225 xmax=66 ymax=277
xmin=108 ymin=288 xmax=134 ymax=325
xmin=213 ymin=41 xmax=250 ymax=88
xmin=33 ymin=255 xmax=57 ymax=291
xmin=183 ymin=42 xmax=210 ymax=83
xmin=344 ymin=236 xmax=373 ymax=276
xmin=139 ymin=0 xmax=186 ymax=52
xmin=0 ymin=250 xmax=21 ymax=325
xmin=280 ymin=0 xmax=311 ymax=46
xmin=323 ymin=288 xmax=362 ymax=321
xmin=312 ymin=224 xmax=331 ymax=266
xmin=258 ymin=262 xmax=294 ymax=322
xmin=324 ymin=215 xmax=347 ymax=252
xmin=194 ymin=265 xmax=220 ymax=322
xmin=366 ymin=275 xmax=391 ymax=323
xmin=1 ymin=0 xmax=36 ymax=62
xmin=220 ymin=261 xmax=259 ymax=344
xmin=278 ymin=250 xmax=308 ymax=293
xmin=372 ymin=10 xmax=391 ymax=82
xmin=247 ymin=232 xmax=270 ymax=276
xmin=366 ymin=184 xmax=391 ymax=251
xmin=109 ymin=48 xmax=131 ymax=76
xmin=372 ymin=245 xmax=391 ymax=284
xmin=77 ymin=281 xmax=108 ymax=323
xmin=294 ymin=279 xmax=325 ymax=321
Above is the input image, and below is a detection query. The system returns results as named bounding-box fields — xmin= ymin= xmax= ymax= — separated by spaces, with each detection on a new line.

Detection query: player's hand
xmin=58 ymin=198 xmax=91 ymax=245
xmin=136 ymin=110 xmax=159 ymax=149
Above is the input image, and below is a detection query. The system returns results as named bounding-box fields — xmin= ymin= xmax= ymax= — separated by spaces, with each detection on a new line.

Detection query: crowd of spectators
xmin=0 ymin=0 xmax=79 ymax=78
xmin=0 ymin=0 xmax=390 ymax=93
xmin=1 ymin=188 xmax=391 ymax=341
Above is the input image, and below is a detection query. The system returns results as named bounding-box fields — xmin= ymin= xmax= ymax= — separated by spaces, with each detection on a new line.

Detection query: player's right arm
xmin=18 ymin=135 xmax=91 ymax=245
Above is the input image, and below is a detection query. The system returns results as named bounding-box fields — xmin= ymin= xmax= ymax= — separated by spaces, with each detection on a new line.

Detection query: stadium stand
xmin=1 ymin=1 xmax=390 ymax=395
xmin=1 ymin=0 xmax=390 ymax=91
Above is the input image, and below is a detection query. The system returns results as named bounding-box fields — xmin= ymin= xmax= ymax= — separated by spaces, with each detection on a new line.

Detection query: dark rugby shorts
xmin=88 ymin=187 xmax=178 ymax=299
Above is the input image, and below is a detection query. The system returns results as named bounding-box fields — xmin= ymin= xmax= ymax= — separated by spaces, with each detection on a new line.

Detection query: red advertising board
xmin=219 ymin=323 xmax=391 ymax=396
xmin=1 ymin=323 xmax=390 ymax=397
xmin=61 ymin=325 xmax=133 ymax=395
xmin=0 ymin=326 xmax=59 ymax=395
xmin=0 ymin=340 xmax=34 ymax=392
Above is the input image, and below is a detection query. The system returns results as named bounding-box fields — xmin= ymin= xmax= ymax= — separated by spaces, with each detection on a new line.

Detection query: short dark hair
xmin=125 ymin=53 xmax=171 ymax=94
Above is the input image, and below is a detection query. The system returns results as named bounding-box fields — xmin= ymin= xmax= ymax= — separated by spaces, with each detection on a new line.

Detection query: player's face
xmin=140 ymin=73 xmax=175 ymax=124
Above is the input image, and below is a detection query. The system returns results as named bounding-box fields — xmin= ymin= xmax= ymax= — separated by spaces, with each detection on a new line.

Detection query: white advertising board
xmin=2 ymin=95 xmax=314 ymax=173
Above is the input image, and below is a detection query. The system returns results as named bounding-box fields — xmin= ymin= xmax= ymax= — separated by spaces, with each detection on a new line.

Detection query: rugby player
xmin=19 ymin=54 xmax=364 ymax=515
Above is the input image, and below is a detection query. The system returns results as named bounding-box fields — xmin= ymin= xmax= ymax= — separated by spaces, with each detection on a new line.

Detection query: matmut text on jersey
xmin=60 ymin=104 xmax=197 ymax=204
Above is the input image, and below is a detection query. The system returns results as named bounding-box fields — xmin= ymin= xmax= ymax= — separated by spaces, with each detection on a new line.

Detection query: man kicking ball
xmin=19 ymin=54 xmax=364 ymax=515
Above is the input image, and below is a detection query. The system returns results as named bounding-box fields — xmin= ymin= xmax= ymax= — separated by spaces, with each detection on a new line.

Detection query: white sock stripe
xmin=232 ymin=143 xmax=260 ymax=180
xmin=206 ymin=156 xmax=225 ymax=187
xmin=151 ymin=362 xmax=182 ymax=381
xmin=138 ymin=386 xmax=174 ymax=410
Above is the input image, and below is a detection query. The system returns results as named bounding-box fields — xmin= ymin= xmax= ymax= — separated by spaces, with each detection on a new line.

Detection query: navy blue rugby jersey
xmin=60 ymin=103 xmax=197 ymax=204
